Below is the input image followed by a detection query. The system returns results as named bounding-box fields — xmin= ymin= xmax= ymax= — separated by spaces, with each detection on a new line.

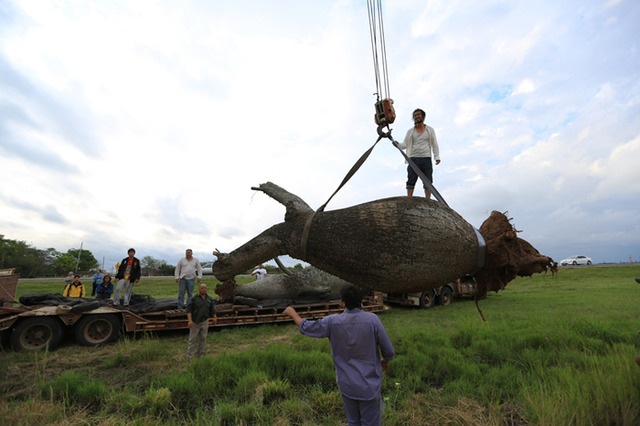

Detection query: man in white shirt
xmin=251 ymin=264 xmax=267 ymax=280
xmin=393 ymin=108 xmax=441 ymax=199
xmin=175 ymin=249 xmax=203 ymax=309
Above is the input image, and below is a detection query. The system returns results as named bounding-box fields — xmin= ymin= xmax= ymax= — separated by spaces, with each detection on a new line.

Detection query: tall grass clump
xmin=42 ymin=371 xmax=108 ymax=407
xmin=157 ymin=343 xmax=336 ymax=413
xmin=521 ymin=343 xmax=640 ymax=425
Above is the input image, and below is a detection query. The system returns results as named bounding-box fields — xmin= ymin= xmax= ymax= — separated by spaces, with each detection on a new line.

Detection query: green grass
xmin=2 ymin=265 xmax=640 ymax=424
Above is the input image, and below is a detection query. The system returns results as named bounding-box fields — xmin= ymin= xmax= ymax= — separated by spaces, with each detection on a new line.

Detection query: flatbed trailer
xmin=0 ymin=293 xmax=387 ymax=352
xmin=384 ymin=276 xmax=479 ymax=309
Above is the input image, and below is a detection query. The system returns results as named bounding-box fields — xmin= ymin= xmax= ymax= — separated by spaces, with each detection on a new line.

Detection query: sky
xmin=1 ymin=0 xmax=639 ymax=274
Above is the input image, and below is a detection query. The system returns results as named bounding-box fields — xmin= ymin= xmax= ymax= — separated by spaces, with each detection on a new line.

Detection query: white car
xmin=201 ymin=262 xmax=214 ymax=275
xmin=560 ymin=255 xmax=592 ymax=266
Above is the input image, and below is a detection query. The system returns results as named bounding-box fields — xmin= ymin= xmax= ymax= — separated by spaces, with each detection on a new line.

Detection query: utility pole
xmin=75 ymin=242 xmax=83 ymax=274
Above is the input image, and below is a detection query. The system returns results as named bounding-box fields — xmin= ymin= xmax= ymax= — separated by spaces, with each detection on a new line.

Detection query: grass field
xmin=1 ymin=265 xmax=640 ymax=424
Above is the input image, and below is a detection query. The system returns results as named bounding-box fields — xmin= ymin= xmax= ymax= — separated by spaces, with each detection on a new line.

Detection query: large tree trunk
xmin=213 ymin=182 xmax=555 ymax=296
xmin=216 ymin=266 xmax=350 ymax=302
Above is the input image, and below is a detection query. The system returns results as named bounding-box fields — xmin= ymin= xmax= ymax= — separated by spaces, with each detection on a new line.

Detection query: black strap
xmin=300 ymin=130 xmax=486 ymax=271
xmin=317 ymin=135 xmax=384 ymax=213
xmin=392 ymin=143 xmax=448 ymax=206
xmin=392 ymin=141 xmax=485 ymax=271
xmin=300 ymin=135 xmax=384 ymax=259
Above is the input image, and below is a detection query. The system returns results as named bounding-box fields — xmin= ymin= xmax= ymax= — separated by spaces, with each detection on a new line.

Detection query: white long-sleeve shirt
xmin=175 ymin=257 xmax=203 ymax=280
xmin=397 ymin=125 xmax=440 ymax=162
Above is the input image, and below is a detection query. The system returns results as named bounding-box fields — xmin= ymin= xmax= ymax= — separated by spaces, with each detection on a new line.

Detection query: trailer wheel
xmin=438 ymin=286 xmax=453 ymax=306
xmin=75 ymin=314 xmax=121 ymax=346
xmin=419 ymin=289 xmax=436 ymax=309
xmin=10 ymin=317 xmax=64 ymax=352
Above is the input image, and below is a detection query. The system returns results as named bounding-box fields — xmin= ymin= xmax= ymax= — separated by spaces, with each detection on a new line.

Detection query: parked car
xmin=560 ymin=255 xmax=592 ymax=266
xmin=201 ymin=262 xmax=214 ymax=275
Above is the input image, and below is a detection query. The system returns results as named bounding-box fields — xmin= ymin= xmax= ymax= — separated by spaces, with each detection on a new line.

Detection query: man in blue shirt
xmin=91 ymin=269 xmax=104 ymax=297
xmin=284 ymin=285 xmax=395 ymax=426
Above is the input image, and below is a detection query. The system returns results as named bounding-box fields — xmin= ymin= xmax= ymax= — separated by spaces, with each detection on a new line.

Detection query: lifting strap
xmin=392 ymin=143 xmax=486 ymax=271
xmin=300 ymin=134 xmax=386 ymax=259
xmin=299 ymin=133 xmax=485 ymax=272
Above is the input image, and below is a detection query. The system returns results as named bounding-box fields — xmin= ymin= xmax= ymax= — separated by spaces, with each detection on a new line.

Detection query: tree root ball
xmin=474 ymin=211 xmax=557 ymax=298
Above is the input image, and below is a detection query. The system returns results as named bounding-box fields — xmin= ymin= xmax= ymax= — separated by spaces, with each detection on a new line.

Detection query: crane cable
xmin=367 ymin=0 xmax=396 ymax=138
xmin=367 ymin=0 xmax=391 ymax=102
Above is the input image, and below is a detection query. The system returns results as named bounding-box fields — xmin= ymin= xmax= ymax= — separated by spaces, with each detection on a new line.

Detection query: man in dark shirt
xmin=113 ymin=248 xmax=142 ymax=308
xmin=186 ymin=283 xmax=217 ymax=360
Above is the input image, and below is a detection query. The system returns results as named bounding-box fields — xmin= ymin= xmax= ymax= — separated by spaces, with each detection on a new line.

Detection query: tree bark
xmin=213 ymin=182 xmax=487 ymax=293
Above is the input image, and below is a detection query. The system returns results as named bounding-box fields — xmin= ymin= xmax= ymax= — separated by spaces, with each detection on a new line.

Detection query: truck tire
xmin=438 ymin=286 xmax=453 ymax=306
xmin=419 ymin=289 xmax=436 ymax=309
xmin=10 ymin=317 xmax=64 ymax=352
xmin=75 ymin=314 xmax=121 ymax=346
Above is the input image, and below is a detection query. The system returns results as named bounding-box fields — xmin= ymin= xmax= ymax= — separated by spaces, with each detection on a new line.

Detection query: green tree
xmin=142 ymin=256 xmax=162 ymax=270
xmin=54 ymin=252 xmax=77 ymax=276
xmin=141 ymin=256 xmax=174 ymax=276
xmin=158 ymin=262 xmax=175 ymax=276
xmin=0 ymin=235 xmax=56 ymax=278
xmin=54 ymin=248 xmax=99 ymax=275
xmin=290 ymin=263 xmax=305 ymax=273
xmin=39 ymin=248 xmax=61 ymax=277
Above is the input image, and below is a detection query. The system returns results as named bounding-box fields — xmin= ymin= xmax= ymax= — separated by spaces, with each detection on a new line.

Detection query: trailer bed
xmin=0 ymin=293 xmax=387 ymax=351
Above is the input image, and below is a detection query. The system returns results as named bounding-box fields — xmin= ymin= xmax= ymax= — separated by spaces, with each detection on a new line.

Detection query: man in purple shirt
xmin=284 ymin=285 xmax=395 ymax=426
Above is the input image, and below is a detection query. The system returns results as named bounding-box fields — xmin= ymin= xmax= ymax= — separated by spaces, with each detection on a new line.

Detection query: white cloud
xmin=513 ymin=79 xmax=536 ymax=95
xmin=1 ymin=0 xmax=639 ymax=269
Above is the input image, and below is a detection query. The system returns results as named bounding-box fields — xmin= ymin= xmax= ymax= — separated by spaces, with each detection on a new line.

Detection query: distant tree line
xmin=0 ymin=234 xmax=308 ymax=278
xmin=141 ymin=256 xmax=175 ymax=276
xmin=0 ymin=235 xmax=99 ymax=278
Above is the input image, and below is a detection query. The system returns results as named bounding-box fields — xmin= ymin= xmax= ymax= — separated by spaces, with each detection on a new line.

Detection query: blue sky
xmin=1 ymin=0 xmax=639 ymax=272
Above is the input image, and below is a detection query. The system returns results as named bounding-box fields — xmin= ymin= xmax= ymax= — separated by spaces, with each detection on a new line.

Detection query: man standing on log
xmin=113 ymin=248 xmax=141 ymax=308
xmin=175 ymin=249 xmax=203 ymax=309
xmin=284 ymin=285 xmax=395 ymax=426
xmin=393 ymin=108 xmax=440 ymax=198
xmin=187 ymin=283 xmax=216 ymax=361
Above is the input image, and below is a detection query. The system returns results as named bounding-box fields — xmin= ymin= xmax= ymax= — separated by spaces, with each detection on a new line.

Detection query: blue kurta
xmin=299 ymin=308 xmax=395 ymax=400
